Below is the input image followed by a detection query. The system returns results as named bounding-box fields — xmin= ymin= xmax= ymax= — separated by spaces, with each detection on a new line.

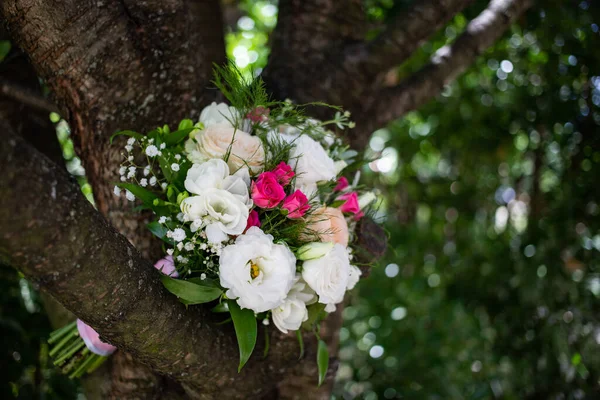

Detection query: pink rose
xmin=334 ymin=176 xmax=349 ymax=192
xmin=154 ymin=255 xmax=179 ymax=278
xmin=282 ymin=190 xmax=310 ymax=219
xmin=272 ymin=162 xmax=295 ymax=185
xmin=338 ymin=192 xmax=363 ymax=220
xmin=246 ymin=106 xmax=270 ymax=122
xmin=251 ymin=172 xmax=286 ymax=208
xmin=76 ymin=319 xmax=117 ymax=356
xmin=245 ymin=210 xmax=261 ymax=232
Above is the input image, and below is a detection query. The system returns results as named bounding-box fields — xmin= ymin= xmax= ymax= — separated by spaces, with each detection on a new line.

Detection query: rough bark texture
xmin=0 ymin=0 xmax=533 ymax=398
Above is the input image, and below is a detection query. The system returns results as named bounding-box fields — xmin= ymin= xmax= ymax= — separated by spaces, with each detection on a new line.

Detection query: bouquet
xmin=50 ymin=66 xmax=379 ymax=384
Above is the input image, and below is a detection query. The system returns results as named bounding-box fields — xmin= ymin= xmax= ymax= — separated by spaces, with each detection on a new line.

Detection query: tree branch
xmin=347 ymin=0 xmax=475 ymax=78
xmin=364 ymin=0 xmax=533 ymax=133
xmin=0 ymin=123 xmax=314 ymax=399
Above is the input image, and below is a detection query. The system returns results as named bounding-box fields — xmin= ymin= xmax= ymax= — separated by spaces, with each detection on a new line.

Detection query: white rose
xmin=301 ymin=243 xmax=352 ymax=311
xmin=219 ymin=227 xmax=296 ymax=313
xmin=347 ymin=265 xmax=362 ymax=290
xmin=185 ymin=125 xmax=265 ymax=174
xmin=289 ymin=134 xmax=336 ymax=190
xmin=180 ymin=188 xmax=248 ymax=242
xmin=272 ymin=276 xmax=317 ymax=334
xmin=184 ymin=159 xmax=251 ymax=207
xmin=199 ymin=102 xmax=237 ymax=127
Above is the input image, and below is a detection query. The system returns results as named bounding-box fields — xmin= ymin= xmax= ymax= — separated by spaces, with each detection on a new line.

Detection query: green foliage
xmin=334 ymin=2 xmax=600 ymax=399
xmin=317 ymin=339 xmax=329 ymax=387
xmin=160 ymin=276 xmax=222 ymax=305
xmin=227 ymin=300 xmax=258 ymax=372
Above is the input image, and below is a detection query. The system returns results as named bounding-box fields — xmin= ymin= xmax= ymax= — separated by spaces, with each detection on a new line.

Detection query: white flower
xmin=127 ymin=137 xmax=136 ymax=145
xmin=160 ymin=142 xmax=166 ymax=149
xmin=175 ymin=154 xmax=181 ymax=160
xmin=199 ymin=102 xmax=237 ymax=127
xmin=219 ymin=227 xmax=296 ymax=313
xmin=113 ymin=186 xmax=121 ymax=196
xmin=289 ymin=134 xmax=336 ymax=191
xmin=143 ymin=166 xmax=150 ymax=176
xmin=140 ymin=178 xmax=148 ymax=187
xmin=125 ymin=144 xmax=133 ymax=152
xmin=171 ymin=228 xmax=186 ymax=242
xmin=158 ymin=216 xmax=168 ymax=224
xmin=184 ymin=242 xmax=195 ymax=251
xmin=347 ymin=265 xmax=362 ymax=290
xmin=119 ymin=166 xmax=127 ymax=176
xmin=146 ymin=145 xmax=159 ymax=157
xmin=184 ymin=125 xmax=264 ymax=174
xmin=125 ymin=190 xmax=135 ymax=201
xmin=272 ymin=276 xmax=316 ymax=334
xmin=171 ymin=163 xmax=180 ymax=171
xmin=149 ymin=176 xmax=157 ymax=186
xmin=184 ymin=159 xmax=251 ymax=207
xmin=180 ymin=188 xmax=249 ymax=242
xmin=301 ymin=243 xmax=352 ymax=311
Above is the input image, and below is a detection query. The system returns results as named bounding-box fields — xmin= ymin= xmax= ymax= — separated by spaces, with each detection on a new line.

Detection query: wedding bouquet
xmin=50 ymin=66 xmax=379 ymax=384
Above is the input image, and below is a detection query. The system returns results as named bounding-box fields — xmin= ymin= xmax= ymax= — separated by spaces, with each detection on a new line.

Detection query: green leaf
xmin=227 ymin=300 xmax=257 ymax=372
xmin=160 ymin=275 xmax=222 ymax=305
xmin=162 ymin=128 xmax=195 ymax=146
xmin=303 ymin=303 xmax=326 ymax=329
xmin=116 ymin=183 xmax=158 ymax=206
xmin=147 ymin=221 xmax=168 ymax=239
xmin=0 ymin=41 xmax=11 ymax=62
xmin=329 ymin=200 xmax=346 ymax=208
xmin=211 ymin=302 xmax=230 ymax=313
xmin=296 ymin=330 xmax=304 ymax=360
xmin=110 ymin=130 xmax=143 ymax=144
xmin=317 ymin=339 xmax=329 ymax=387
xmin=158 ymin=157 xmax=173 ymax=181
xmin=178 ymin=119 xmax=194 ymax=130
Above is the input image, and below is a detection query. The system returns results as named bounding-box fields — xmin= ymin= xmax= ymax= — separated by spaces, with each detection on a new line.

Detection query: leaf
xmin=158 ymin=157 xmax=173 ymax=181
xmin=146 ymin=221 xmax=173 ymax=244
xmin=296 ymin=330 xmax=304 ymax=360
xmin=110 ymin=130 xmax=143 ymax=144
xmin=178 ymin=119 xmax=194 ymax=130
xmin=162 ymin=128 xmax=195 ymax=146
xmin=211 ymin=302 xmax=230 ymax=313
xmin=303 ymin=303 xmax=326 ymax=329
xmin=116 ymin=183 xmax=158 ymax=206
xmin=317 ymin=339 xmax=329 ymax=387
xmin=160 ymin=275 xmax=222 ymax=305
xmin=0 ymin=41 xmax=11 ymax=62
xmin=329 ymin=200 xmax=346 ymax=208
xmin=227 ymin=300 xmax=257 ymax=372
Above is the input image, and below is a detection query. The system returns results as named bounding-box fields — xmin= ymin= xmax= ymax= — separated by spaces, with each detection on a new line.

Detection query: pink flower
xmin=334 ymin=176 xmax=349 ymax=192
xmin=272 ymin=162 xmax=295 ymax=185
xmin=338 ymin=192 xmax=363 ymax=220
xmin=154 ymin=255 xmax=179 ymax=278
xmin=76 ymin=319 xmax=117 ymax=356
xmin=246 ymin=106 xmax=270 ymax=122
xmin=245 ymin=210 xmax=261 ymax=232
xmin=282 ymin=190 xmax=310 ymax=219
xmin=251 ymin=172 xmax=286 ymax=208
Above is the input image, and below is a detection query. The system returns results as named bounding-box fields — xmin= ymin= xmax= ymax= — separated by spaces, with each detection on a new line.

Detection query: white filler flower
xmin=301 ymin=243 xmax=353 ymax=312
xmin=219 ymin=227 xmax=296 ymax=313
xmin=272 ymin=276 xmax=316 ymax=334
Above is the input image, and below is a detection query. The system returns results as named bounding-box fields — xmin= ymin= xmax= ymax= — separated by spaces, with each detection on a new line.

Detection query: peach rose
xmin=185 ymin=124 xmax=264 ymax=174
xmin=302 ymin=207 xmax=349 ymax=247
